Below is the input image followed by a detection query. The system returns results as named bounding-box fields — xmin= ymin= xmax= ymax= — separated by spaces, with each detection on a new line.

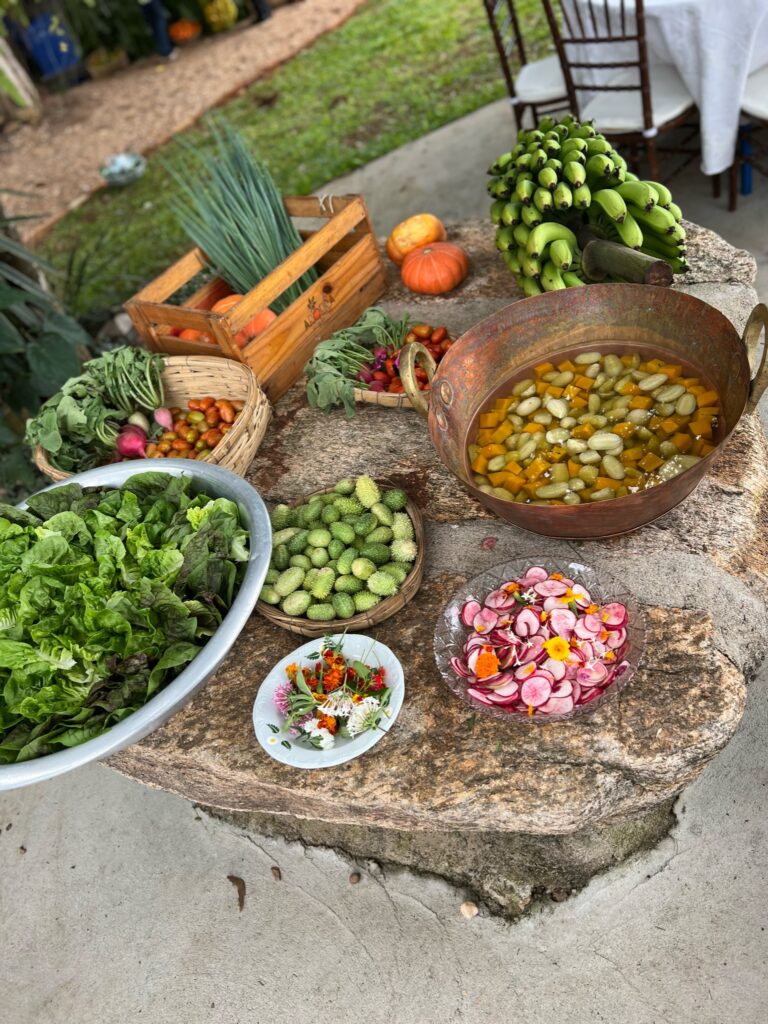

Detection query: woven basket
xmin=353 ymin=387 xmax=415 ymax=409
xmin=256 ymin=481 xmax=425 ymax=638
xmin=33 ymin=355 xmax=270 ymax=482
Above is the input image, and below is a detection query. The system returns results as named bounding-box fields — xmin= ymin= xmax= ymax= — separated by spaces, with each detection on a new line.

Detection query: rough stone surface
xmin=109 ymin=222 xmax=767 ymax=896
xmin=206 ymin=800 xmax=676 ymax=916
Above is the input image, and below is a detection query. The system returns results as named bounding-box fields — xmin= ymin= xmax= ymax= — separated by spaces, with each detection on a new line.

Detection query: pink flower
xmin=273 ymin=679 xmax=295 ymax=715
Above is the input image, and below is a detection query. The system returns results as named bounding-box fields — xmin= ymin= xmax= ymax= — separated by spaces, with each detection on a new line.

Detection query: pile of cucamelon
xmin=259 ymin=475 xmax=418 ymax=622
xmin=488 ymin=114 xmax=689 ymax=295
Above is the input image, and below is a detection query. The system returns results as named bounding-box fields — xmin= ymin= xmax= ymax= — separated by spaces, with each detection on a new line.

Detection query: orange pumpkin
xmin=236 ymin=308 xmax=277 ymax=348
xmin=386 ymin=213 xmax=447 ymax=265
xmin=401 ymin=242 xmax=469 ymax=295
xmin=211 ymin=293 xmax=244 ymax=315
xmin=179 ymin=327 xmax=212 ymax=342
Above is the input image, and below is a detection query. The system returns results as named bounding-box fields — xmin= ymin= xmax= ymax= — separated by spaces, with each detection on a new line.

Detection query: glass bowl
xmin=434 ymin=557 xmax=646 ymax=723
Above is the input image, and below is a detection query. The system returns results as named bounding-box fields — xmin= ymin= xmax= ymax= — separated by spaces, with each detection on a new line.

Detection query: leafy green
xmin=0 ymin=471 xmax=249 ymax=764
xmin=23 ymin=345 xmax=165 ymax=472
xmin=304 ymin=307 xmax=410 ymax=416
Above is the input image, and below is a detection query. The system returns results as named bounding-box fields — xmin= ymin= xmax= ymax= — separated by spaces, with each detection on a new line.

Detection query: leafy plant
xmin=0 ymin=471 xmax=249 ymax=764
xmin=0 ymin=202 xmax=91 ymax=496
xmin=166 ymin=120 xmax=317 ymax=313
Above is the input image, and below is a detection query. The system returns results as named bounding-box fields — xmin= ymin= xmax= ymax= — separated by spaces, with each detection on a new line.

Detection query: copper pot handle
xmin=399 ymin=342 xmax=437 ymax=417
xmin=744 ymin=303 xmax=768 ymax=411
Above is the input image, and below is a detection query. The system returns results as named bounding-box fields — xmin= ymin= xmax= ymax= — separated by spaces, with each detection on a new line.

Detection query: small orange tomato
xmin=184 ymin=429 xmax=198 ymax=444
xmin=161 ymin=431 xmax=177 ymax=442
xmin=199 ymin=397 xmax=215 ymax=411
xmin=205 ymin=407 xmax=221 ymax=427
xmin=236 ymin=308 xmax=278 ymax=348
xmin=201 ymin=428 xmax=222 ymax=448
xmin=220 ymin=424 xmax=231 ymax=434
xmin=211 ymin=294 xmax=244 ymax=315
xmin=171 ymin=438 xmax=190 ymax=451
xmin=431 ymin=326 xmax=448 ymax=343
xmin=158 ymin=440 xmax=172 ymax=454
xmin=173 ymin=418 xmax=188 ymax=434
xmin=216 ymin=400 xmax=235 ymax=423
xmin=169 ymin=407 xmax=182 ymax=417
xmin=187 ymin=399 xmax=202 ymax=412
xmin=411 ymin=324 xmax=432 ymax=339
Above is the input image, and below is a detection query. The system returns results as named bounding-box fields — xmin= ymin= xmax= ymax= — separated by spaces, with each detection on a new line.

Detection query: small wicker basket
xmin=33 ymin=355 xmax=270 ymax=482
xmin=256 ymin=481 xmax=425 ymax=638
xmin=353 ymin=387 xmax=414 ymax=409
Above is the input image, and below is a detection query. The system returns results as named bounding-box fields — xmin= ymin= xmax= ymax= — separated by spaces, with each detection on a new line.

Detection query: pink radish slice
xmin=520 ymin=674 xmax=552 ymax=707
xmin=571 ymin=586 xmax=591 ymax=606
xmin=485 ymin=588 xmax=517 ymax=611
xmin=580 ymin=687 xmax=601 ymax=704
xmin=543 ymin=658 xmax=567 ymax=681
xmin=539 ymin=695 xmax=574 ymax=715
xmin=570 ymin=681 xmax=582 ymax=703
xmin=500 ymin=648 xmax=518 ymax=670
xmin=542 ymin=596 xmax=563 ymax=612
xmin=473 ymin=607 xmax=499 ymax=633
xmin=552 ymin=679 xmax=573 ymax=697
xmin=487 ymin=628 xmax=518 ymax=647
xmin=487 ymin=691 xmax=519 ymax=704
xmin=489 ymin=678 xmax=519 ymax=697
xmin=450 ymin=657 xmax=470 ymax=678
xmin=515 ymin=661 xmax=539 ymax=681
xmin=519 ymin=635 xmax=545 ymax=663
xmin=576 ymin=661 xmax=609 ymax=685
xmin=520 ymin=566 xmax=549 ymax=585
xmin=601 ymin=602 xmax=627 ymax=627
xmin=461 ymin=600 xmax=481 ymax=627
xmin=465 ymin=633 xmax=489 ymax=652
xmin=534 ymin=579 xmax=568 ymax=597
xmin=467 ymin=687 xmax=494 ymax=705
xmin=549 ymin=608 xmax=577 ymax=636
xmin=606 ymin=627 xmax=627 ymax=649
xmin=514 ymin=607 xmax=540 ymax=637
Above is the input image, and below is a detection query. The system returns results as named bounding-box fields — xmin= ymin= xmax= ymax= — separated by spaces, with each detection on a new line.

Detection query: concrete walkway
xmin=3 ymin=660 xmax=767 ymax=1023
xmin=3 ymin=101 xmax=768 ymax=1022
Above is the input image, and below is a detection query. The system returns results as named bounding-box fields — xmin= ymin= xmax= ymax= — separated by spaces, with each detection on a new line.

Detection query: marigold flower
xmin=475 ymin=648 xmax=500 ymax=680
xmin=316 ymin=712 xmax=337 ymax=734
xmin=543 ymin=636 xmax=570 ymax=661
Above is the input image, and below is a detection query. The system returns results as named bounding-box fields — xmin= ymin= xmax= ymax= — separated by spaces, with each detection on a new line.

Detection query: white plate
xmin=253 ymin=634 xmax=404 ymax=769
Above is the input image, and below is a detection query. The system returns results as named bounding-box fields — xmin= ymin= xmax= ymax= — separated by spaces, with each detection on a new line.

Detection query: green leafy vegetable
xmin=304 ymin=307 xmax=410 ymax=416
xmin=0 ymin=471 xmax=249 ymax=764
xmin=23 ymin=345 xmax=165 ymax=472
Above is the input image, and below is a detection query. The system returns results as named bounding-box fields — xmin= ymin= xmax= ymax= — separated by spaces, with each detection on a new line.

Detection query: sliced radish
xmin=520 ymin=566 xmax=549 ymax=585
xmin=485 ymin=588 xmax=517 ymax=611
xmin=606 ymin=627 xmax=627 ymax=649
xmin=539 ymin=695 xmax=574 ymax=715
xmin=520 ymin=675 xmax=552 ymax=707
xmin=519 ymin=635 xmax=545 ymax=663
xmin=552 ymin=680 xmax=573 ymax=698
xmin=515 ymin=661 xmax=539 ymax=681
xmin=601 ymin=602 xmax=627 ymax=628
xmin=450 ymin=657 xmax=470 ymax=678
xmin=576 ymin=661 xmax=608 ymax=685
xmin=489 ymin=677 xmax=519 ymax=697
xmin=473 ymin=607 xmax=499 ymax=633
xmin=514 ymin=607 xmax=540 ymax=637
xmin=544 ymin=658 xmax=567 ymax=681
xmin=534 ymin=579 xmax=568 ymax=597
xmin=467 ymin=687 xmax=494 ymax=705
xmin=549 ymin=607 xmax=577 ymax=636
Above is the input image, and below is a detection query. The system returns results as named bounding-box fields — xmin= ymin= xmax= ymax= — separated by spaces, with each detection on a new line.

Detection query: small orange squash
xmin=386 ymin=213 xmax=447 ymax=265
xmin=401 ymin=242 xmax=469 ymax=295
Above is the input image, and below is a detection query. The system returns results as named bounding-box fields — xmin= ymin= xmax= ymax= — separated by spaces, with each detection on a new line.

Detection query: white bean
xmin=603 ymin=354 xmax=623 ymax=377
xmin=638 ymin=372 xmax=669 ymax=392
xmin=517 ymin=396 xmax=541 ymax=416
xmin=546 ymin=398 xmax=568 ymax=419
xmin=676 ymin=393 xmax=697 ymax=416
xmin=566 ymin=438 xmax=588 ymax=454
xmin=512 ymin=378 xmax=534 ymax=396
xmin=587 ymin=431 xmax=623 ymax=451
xmin=575 ymin=351 xmax=602 ymax=364
xmin=546 ymin=427 xmax=570 ymax=444
xmin=654 ymin=383 xmax=685 ymax=403
xmin=590 ymin=487 xmax=615 ymax=501
xmin=601 ymin=454 xmax=625 ymax=480
xmin=536 ymin=482 xmax=569 ymax=499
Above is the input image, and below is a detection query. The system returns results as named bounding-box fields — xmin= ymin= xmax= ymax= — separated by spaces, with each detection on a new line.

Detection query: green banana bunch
xmin=488 ymin=114 xmax=690 ymax=293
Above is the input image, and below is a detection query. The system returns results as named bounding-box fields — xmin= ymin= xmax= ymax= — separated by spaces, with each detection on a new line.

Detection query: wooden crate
xmin=124 ymin=195 xmax=386 ymax=403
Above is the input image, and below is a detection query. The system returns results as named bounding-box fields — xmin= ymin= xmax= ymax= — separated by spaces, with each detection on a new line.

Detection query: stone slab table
xmin=110 ymin=222 xmax=768 ymax=915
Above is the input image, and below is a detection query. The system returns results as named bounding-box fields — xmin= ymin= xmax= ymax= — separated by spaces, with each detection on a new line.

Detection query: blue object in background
xmin=21 ymin=13 xmax=80 ymax=80
xmin=139 ymin=0 xmax=173 ymax=58
xmin=740 ymin=124 xmax=753 ymax=196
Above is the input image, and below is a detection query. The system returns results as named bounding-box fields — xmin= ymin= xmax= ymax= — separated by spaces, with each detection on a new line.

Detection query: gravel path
xmin=1 ymin=0 xmax=366 ymax=241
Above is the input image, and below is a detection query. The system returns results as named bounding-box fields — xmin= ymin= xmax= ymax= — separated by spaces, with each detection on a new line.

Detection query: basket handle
xmin=743 ymin=303 xmax=768 ymax=411
xmin=399 ymin=343 xmax=437 ymax=417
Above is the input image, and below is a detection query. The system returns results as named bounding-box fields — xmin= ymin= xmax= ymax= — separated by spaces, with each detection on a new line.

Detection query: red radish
xmin=514 ymin=607 xmax=540 ymax=637
xmin=549 ymin=608 xmax=576 ymax=636
xmin=520 ymin=566 xmax=548 ymax=585
xmin=534 ymin=579 xmax=568 ymax=597
xmin=154 ymin=407 xmax=173 ymax=431
xmin=520 ymin=675 xmax=552 ymax=707
xmin=460 ymin=600 xmax=481 ymax=628
xmin=601 ymin=603 xmax=627 ymax=627
xmin=473 ymin=607 xmax=499 ymax=633
xmin=467 ymin=687 xmax=494 ymax=705
xmin=116 ymin=426 xmax=147 ymax=458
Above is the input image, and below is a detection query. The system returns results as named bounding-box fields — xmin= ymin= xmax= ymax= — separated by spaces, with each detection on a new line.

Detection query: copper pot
xmin=400 ymin=285 xmax=768 ymax=539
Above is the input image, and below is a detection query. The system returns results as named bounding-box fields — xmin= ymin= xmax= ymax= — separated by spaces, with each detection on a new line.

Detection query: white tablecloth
xmin=574 ymin=0 xmax=768 ymax=174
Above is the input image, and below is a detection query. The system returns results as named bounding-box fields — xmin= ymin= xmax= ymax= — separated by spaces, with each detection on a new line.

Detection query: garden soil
xmin=0 ymin=0 xmax=366 ymax=242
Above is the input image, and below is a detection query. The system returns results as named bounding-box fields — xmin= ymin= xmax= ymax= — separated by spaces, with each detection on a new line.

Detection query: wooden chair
xmin=482 ymin=0 xmax=569 ymax=128
xmin=540 ymin=0 xmax=695 ymax=180
xmin=728 ymin=65 xmax=768 ymax=211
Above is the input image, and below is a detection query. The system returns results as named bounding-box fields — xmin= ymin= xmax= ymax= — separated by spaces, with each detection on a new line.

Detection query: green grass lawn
xmin=40 ymin=0 xmax=549 ymax=318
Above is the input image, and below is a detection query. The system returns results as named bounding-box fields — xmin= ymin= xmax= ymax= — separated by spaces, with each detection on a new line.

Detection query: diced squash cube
xmin=505 ymin=474 xmax=525 ymax=494
xmin=534 ymin=361 xmax=555 ymax=377
xmin=567 ymin=458 xmax=581 ymax=478
xmin=522 ymin=422 xmax=544 ymax=434
xmin=571 ymin=423 xmax=595 ymax=439
xmin=621 ymin=355 xmax=634 ymax=366
xmin=619 ymin=381 xmax=640 ymax=396
xmin=504 ymin=458 xmax=523 ymax=474
xmin=476 ymin=429 xmax=494 ymax=446
xmin=681 ymin=377 xmax=700 ymax=387
xmin=649 ymin=415 xmax=663 ymax=430
xmin=629 ymin=396 xmax=652 ymax=410
xmin=488 ymin=471 xmax=509 ymax=487
xmin=644 ymin=358 xmax=665 ymax=372
xmin=671 ymin=432 xmax=692 ymax=453
xmin=700 ymin=442 xmax=715 ymax=456
xmin=573 ymin=374 xmax=594 ymax=390
xmin=525 ymin=456 xmax=549 ymax=480
xmin=696 ymin=389 xmax=719 ymax=408
xmin=570 ymin=395 xmax=588 ymax=409
xmin=482 ymin=443 xmax=507 ymax=457
xmin=639 ymin=452 xmax=664 ymax=472
xmin=535 ymin=381 xmax=548 ymax=395
xmin=491 ymin=420 xmax=514 ymax=443
xmin=622 ymin=446 xmax=643 ymax=463
xmin=479 ymin=412 xmax=499 ymax=429
xmin=660 ymin=417 xmax=679 ymax=436
xmin=613 ymin=421 xmax=635 ymax=440
xmin=548 ymin=446 xmax=568 ymax=462
xmin=471 ymin=454 xmax=489 ymax=474
xmin=557 ymin=359 xmax=577 ymax=373
xmin=545 ymin=385 xmax=564 ymax=398
xmin=689 ymin=418 xmax=713 ymax=439
xmin=595 ymin=477 xmax=622 ymax=491
xmin=658 ymin=363 xmax=682 ymax=380
xmin=493 ymin=397 xmax=513 ymax=414
xmin=563 ymin=384 xmax=582 ymax=400
xmin=691 ymin=438 xmax=704 ymax=455
xmin=697 ymin=406 xmax=720 ymax=418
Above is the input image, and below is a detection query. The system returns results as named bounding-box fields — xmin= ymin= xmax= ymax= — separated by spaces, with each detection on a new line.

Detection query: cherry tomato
xmin=431 ymin=326 xmax=447 ymax=343
xmin=388 ymin=379 xmax=405 ymax=393
xmin=384 ymin=358 xmax=397 ymax=378
xmin=216 ymin=400 xmax=236 ymax=424
xmin=220 ymin=424 xmax=231 ymax=434
xmin=184 ymin=430 xmax=198 ymax=444
xmin=160 ymin=431 xmax=177 ymax=442
xmin=441 ymin=339 xmax=454 ymax=352
xmin=205 ymin=407 xmax=221 ymax=427
xmin=201 ymin=428 xmax=222 ymax=448
xmin=411 ymin=324 xmax=432 ymax=339
xmin=158 ymin=441 xmax=172 ymax=454
xmin=199 ymin=397 xmax=215 ymax=411
xmin=171 ymin=438 xmax=191 ymax=451
xmin=372 ymin=370 xmax=389 ymax=382
xmin=187 ymin=400 xmax=202 ymax=412
xmin=197 ymin=448 xmax=212 ymax=459
xmin=173 ymin=418 xmax=188 ymax=434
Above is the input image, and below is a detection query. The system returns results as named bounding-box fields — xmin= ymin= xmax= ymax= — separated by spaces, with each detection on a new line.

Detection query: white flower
xmin=320 ymin=691 xmax=356 ymax=717
xmin=303 ymin=718 xmax=335 ymax=749
xmin=346 ymin=696 xmax=381 ymax=737
xmin=522 ymin=588 xmax=537 ymax=602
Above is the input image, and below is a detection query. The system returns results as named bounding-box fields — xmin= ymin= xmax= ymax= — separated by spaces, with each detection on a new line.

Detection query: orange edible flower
xmin=316 ymin=712 xmax=338 ymax=734
xmin=475 ymin=648 xmax=501 ymax=680
xmin=586 ymin=604 xmax=599 ymax=614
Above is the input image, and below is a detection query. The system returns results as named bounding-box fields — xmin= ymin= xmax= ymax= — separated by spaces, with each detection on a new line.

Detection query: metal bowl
xmin=0 ymin=461 xmax=272 ymax=790
xmin=100 ymin=151 xmax=147 ymax=187
xmin=401 ymin=286 xmax=768 ymax=539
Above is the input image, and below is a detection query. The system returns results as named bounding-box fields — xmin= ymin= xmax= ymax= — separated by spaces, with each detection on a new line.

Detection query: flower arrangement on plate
xmin=434 ymin=560 xmax=645 ymax=721
xmin=253 ymin=634 xmax=404 ymax=768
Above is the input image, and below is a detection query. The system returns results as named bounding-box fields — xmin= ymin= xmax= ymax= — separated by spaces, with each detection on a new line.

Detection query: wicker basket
xmin=353 ymin=387 xmax=414 ymax=409
xmin=33 ymin=355 xmax=270 ymax=483
xmin=256 ymin=481 xmax=425 ymax=638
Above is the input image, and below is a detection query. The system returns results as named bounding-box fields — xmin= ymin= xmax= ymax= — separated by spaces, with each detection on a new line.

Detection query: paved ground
xmin=1 ymin=0 xmax=365 ymax=240
xmin=3 ymin=100 xmax=768 ymax=1022
xmin=3 ymin=659 xmax=767 ymax=1023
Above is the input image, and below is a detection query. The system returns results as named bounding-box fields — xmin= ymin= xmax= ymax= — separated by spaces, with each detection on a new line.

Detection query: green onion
xmin=166 ymin=121 xmax=316 ymax=313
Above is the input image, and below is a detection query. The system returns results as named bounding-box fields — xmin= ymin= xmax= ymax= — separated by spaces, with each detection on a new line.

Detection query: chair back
xmin=541 ymin=0 xmax=654 ymax=134
xmin=482 ymin=0 xmax=530 ymax=101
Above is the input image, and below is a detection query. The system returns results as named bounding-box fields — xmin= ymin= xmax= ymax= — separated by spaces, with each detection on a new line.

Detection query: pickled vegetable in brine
xmin=467 ymin=350 xmax=722 ymax=506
